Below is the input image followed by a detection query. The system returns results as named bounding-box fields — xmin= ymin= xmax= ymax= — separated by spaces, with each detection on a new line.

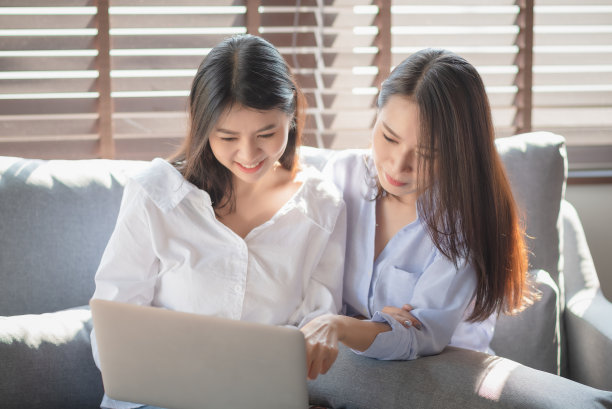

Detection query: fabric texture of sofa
xmin=1 ymin=132 xmax=611 ymax=408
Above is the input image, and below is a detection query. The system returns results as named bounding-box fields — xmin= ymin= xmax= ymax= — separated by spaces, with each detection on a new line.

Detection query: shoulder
xmin=324 ymin=148 xmax=371 ymax=173
xmin=322 ymin=149 xmax=374 ymax=199
xmin=127 ymin=158 xmax=203 ymax=213
xmin=293 ymin=166 xmax=345 ymax=232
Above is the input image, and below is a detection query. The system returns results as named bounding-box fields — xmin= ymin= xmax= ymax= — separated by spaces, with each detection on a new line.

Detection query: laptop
xmin=90 ymin=299 xmax=309 ymax=409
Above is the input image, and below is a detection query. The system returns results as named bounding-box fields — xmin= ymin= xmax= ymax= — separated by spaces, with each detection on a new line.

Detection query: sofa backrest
xmin=0 ymin=157 xmax=147 ymax=315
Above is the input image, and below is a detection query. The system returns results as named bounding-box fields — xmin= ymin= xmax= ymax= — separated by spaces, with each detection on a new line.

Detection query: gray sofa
xmin=1 ymin=132 xmax=611 ymax=409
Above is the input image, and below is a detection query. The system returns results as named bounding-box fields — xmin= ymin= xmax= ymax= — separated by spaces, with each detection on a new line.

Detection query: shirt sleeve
xmin=353 ymin=254 xmax=478 ymax=360
xmin=91 ymin=179 xmax=160 ymax=305
xmin=90 ymin=179 xmax=160 ymax=373
xmin=289 ymin=201 xmax=347 ymax=329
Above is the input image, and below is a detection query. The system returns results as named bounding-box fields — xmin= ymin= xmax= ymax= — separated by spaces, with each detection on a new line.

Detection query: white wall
xmin=565 ymin=183 xmax=612 ymax=302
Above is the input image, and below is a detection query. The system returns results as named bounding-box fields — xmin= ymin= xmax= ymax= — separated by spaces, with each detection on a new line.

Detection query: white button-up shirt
xmin=91 ymin=158 xmax=346 ymax=409
xmin=324 ymin=149 xmax=495 ymax=361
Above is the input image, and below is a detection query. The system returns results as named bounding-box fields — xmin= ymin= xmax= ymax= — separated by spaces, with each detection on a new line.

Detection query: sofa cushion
xmin=491 ymin=132 xmax=567 ymax=375
xmin=491 ymin=269 xmax=561 ymax=375
xmin=0 ymin=156 xmax=148 ymax=315
xmin=0 ymin=306 xmax=103 ymax=409
xmin=494 ymin=132 xmax=567 ymax=285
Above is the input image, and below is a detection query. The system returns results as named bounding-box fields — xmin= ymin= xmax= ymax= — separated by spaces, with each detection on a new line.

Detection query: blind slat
xmin=0 ymin=15 xmax=95 ymax=29
xmin=0 ymin=98 xmax=97 ymax=115
xmin=109 ymin=14 xmax=245 ymax=28
xmin=0 ymin=114 xmax=97 ymax=137
xmin=0 ymin=78 xmax=97 ymax=94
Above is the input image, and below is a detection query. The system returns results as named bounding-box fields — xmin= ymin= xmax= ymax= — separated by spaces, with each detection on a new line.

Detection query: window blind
xmin=0 ymin=1 xmax=101 ymax=158
xmin=0 ymin=0 xmax=610 ymax=172
xmin=532 ymin=1 xmax=612 ymax=171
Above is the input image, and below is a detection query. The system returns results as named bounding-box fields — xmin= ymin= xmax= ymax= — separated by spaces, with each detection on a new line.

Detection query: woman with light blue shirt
xmin=301 ymin=48 xmax=537 ymax=379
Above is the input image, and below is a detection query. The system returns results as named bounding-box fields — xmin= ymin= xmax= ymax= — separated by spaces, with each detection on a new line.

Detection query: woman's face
xmin=372 ymin=95 xmax=421 ymax=199
xmin=209 ymin=104 xmax=291 ymax=185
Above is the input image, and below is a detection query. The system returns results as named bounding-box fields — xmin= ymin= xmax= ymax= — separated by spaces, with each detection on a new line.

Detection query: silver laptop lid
xmin=90 ymin=299 xmax=309 ymax=409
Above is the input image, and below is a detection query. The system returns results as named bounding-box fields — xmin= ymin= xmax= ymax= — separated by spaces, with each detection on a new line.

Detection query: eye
xmin=219 ymin=136 xmax=237 ymax=142
xmin=382 ymin=133 xmax=397 ymax=144
xmin=258 ymin=132 xmax=275 ymax=139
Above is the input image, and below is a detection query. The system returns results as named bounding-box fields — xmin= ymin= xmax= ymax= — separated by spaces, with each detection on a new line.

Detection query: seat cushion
xmin=0 ymin=306 xmax=103 ymax=409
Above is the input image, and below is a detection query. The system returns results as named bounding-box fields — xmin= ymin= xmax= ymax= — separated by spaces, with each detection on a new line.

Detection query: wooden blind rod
xmin=373 ymin=0 xmax=392 ymax=93
xmin=246 ymin=0 xmax=261 ymax=35
xmin=514 ymin=0 xmax=534 ymax=134
xmin=95 ymin=0 xmax=114 ymax=158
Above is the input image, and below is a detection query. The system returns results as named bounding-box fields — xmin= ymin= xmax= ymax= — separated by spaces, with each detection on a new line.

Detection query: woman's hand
xmin=299 ymin=314 xmax=340 ymax=380
xmin=381 ymin=304 xmax=422 ymax=330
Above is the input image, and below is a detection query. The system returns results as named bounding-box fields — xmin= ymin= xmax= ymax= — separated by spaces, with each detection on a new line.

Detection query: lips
xmin=385 ymin=172 xmax=407 ymax=187
xmin=235 ymin=159 xmax=265 ymax=174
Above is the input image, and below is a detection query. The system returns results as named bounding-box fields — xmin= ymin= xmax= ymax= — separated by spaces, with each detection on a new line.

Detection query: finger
xmin=308 ymin=352 xmax=324 ymax=380
xmin=406 ymin=316 xmax=422 ymax=330
xmin=395 ymin=313 xmax=421 ymax=330
xmin=381 ymin=306 xmax=396 ymax=314
xmin=320 ymin=348 xmax=339 ymax=375
xmin=402 ymin=304 xmax=414 ymax=311
xmin=408 ymin=318 xmax=423 ymax=330
xmin=305 ymin=344 xmax=316 ymax=379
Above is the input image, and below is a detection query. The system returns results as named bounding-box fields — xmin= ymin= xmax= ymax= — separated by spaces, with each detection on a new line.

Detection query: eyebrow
xmin=216 ymin=123 xmax=277 ymax=135
xmin=382 ymin=121 xmax=402 ymax=140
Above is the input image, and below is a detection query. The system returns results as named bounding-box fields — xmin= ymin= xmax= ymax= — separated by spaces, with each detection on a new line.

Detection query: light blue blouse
xmin=323 ymin=149 xmax=495 ymax=360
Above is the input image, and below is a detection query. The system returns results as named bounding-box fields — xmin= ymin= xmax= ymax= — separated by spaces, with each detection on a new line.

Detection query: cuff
xmin=350 ymin=311 xmax=417 ymax=360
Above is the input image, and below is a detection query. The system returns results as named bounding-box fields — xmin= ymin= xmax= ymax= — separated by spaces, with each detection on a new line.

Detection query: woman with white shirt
xmin=90 ymin=34 xmax=346 ymax=409
xmin=302 ymin=48 xmax=538 ymax=380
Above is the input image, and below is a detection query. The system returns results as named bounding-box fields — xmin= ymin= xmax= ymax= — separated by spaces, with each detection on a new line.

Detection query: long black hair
xmin=377 ymin=49 xmax=535 ymax=321
xmin=171 ymin=34 xmax=305 ymax=211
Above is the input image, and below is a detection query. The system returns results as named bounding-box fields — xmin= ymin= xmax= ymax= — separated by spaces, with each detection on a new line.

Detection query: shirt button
xmin=234 ymin=284 xmax=242 ymax=293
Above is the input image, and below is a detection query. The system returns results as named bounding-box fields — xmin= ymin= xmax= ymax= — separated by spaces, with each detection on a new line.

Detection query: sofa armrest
xmin=309 ymin=344 xmax=612 ymax=408
xmin=561 ymin=199 xmax=612 ymax=389
xmin=0 ymin=307 xmax=103 ymax=409
xmin=566 ymin=290 xmax=612 ymax=390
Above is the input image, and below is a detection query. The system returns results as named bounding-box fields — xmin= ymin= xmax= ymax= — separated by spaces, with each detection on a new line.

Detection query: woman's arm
xmin=286 ymin=198 xmax=345 ymax=379
xmin=356 ymin=256 xmax=479 ymax=361
xmin=91 ymin=180 xmax=159 ymax=373
xmin=289 ymin=199 xmax=347 ymax=328
xmin=92 ymin=180 xmax=159 ymax=304
xmin=300 ymin=306 xmax=421 ymax=379
xmin=300 ymin=314 xmax=389 ymax=380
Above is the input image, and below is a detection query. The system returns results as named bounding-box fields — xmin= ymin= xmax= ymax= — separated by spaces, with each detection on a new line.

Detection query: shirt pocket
xmin=374 ymin=266 xmax=424 ymax=309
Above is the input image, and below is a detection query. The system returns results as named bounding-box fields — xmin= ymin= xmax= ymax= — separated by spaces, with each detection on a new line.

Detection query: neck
xmin=232 ymin=161 xmax=284 ymax=200
xmin=384 ymin=190 xmax=417 ymax=207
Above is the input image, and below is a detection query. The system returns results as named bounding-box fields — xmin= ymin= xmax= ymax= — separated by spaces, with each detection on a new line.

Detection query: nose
xmin=238 ymin=137 xmax=260 ymax=163
xmin=390 ymin=148 xmax=415 ymax=174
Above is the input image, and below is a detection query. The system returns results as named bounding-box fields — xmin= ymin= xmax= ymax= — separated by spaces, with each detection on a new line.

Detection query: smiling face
xmin=208 ymin=104 xmax=292 ymax=186
xmin=372 ymin=95 xmax=422 ymax=200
